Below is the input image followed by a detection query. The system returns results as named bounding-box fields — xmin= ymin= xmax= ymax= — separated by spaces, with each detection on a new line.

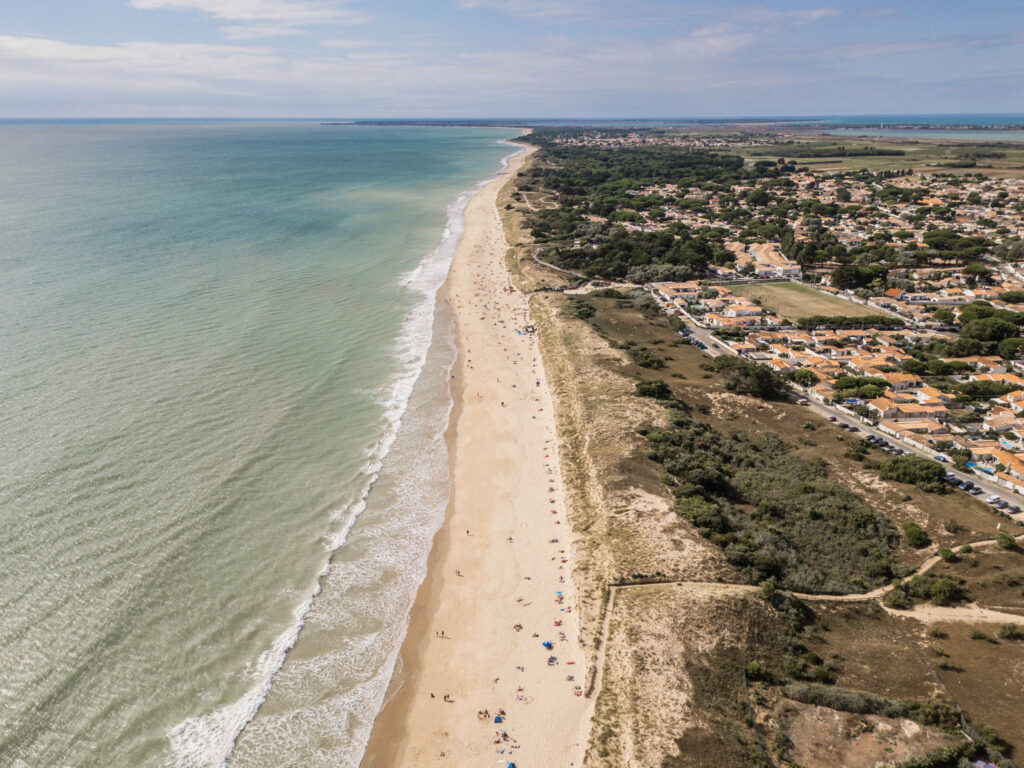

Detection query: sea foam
xmin=166 ymin=142 xmax=525 ymax=768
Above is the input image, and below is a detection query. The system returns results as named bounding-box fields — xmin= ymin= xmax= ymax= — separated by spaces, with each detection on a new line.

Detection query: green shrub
xmin=564 ymin=297 xmax=596 ymax=319
xmin=996 ymin=531 xmax=1017 ymax=550
xmin=903 ymin=521 xmax=931 ymax=548
xmin=710 ymin=356 xmax=789 ymax=400
xmin=627 ymin=345 xmax=666 ymax=369
xmin=635 ymin=378 xmax=672 ymax=399
xmin=881 ymin=456 xmax=948 ymax=493
xmin=884 ymin=585 xmax=913 ymax=609
xmin=780 ymin=682 xmax=957 ymax=727
xmin=651 ymin=408 xmax=898 ymax=593
xmin=998 ymin=624 xmax=1022 ymax=640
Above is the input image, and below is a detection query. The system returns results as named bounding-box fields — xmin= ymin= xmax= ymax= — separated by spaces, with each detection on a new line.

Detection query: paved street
xmin=667 ymin=309 xmax=1024 ymax=526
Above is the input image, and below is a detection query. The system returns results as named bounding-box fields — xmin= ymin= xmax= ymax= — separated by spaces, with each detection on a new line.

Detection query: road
xmin=651 ymin=297 xmax=1024 ymax=523
xmin=801 ymin=397 xmax=1024 ymax=525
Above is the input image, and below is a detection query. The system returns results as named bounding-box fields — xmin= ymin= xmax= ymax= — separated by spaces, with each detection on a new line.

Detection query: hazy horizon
xmin=2 ymin=1 xmax=1021 ymax=118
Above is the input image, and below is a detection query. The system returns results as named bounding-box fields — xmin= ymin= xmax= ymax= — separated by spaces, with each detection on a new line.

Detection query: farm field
xmin=734 ymin=135 xmax=1024 ymax=177
xmin=729 ymin=281 xmax=882 ymax=321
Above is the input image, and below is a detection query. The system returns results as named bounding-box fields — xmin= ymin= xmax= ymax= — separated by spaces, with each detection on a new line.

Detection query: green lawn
xmin=729 ymin=282 xmax=882 ymax=321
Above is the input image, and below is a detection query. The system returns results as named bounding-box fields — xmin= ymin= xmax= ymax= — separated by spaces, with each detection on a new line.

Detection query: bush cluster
xmin=710 ymin=356 xmax=790 ymax=401
xmin=880 ymin=456 xmax=948 ymax=494
xmin=780 ymin=682 xmax=958 ymax=728
xmin=647 ymin=409 xmax=899 ymax=593
xmin=884 ymin=573 xmax=969 ymax=609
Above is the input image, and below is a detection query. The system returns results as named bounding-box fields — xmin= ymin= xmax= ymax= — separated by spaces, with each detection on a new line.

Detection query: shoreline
xmin=361 ymin=143 xmax=591 ymax=766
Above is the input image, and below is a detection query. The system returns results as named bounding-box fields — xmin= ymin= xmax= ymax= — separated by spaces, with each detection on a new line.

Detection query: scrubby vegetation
xmin=780 ymin=682 xmax=958 ymax=727
xmin=708 ymin=356 xmax=789 ymax=401
xmin=902 ymin=521 xmax=932 ymax=548
xmin=635 ymin=378 xmax=673 ymax=399
xmin=880 ymin=456 xmax=949 ymax=494
xmin=643 ymin=408 xmax=900 ymax=593
xmin=883 ymin=573 xmax=970 ymax=608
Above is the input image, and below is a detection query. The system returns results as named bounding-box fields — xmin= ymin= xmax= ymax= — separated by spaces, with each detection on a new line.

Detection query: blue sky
xmin=0 ymin=0 xmax=1021 ymax=117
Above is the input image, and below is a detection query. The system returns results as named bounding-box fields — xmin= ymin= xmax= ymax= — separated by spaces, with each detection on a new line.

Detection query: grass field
xmin=728 ymin=281 xmax=883 ymax=321
xmin=733 ymin=135 xmax=1024 ymax=177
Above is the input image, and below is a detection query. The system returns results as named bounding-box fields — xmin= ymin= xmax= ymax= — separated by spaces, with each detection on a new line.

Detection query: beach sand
xmin=361 ymin=145 xmax=591 ymax=767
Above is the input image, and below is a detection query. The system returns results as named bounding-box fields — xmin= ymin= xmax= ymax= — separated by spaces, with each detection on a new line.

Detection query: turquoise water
xmin=0 ymin=122 xmax=518 ymax=767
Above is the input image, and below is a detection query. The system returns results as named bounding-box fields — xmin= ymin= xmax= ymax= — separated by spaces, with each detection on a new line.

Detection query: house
xmin=880 ymin=372 xmax=924 ymax=391
xmin=868 ymin=397 xmax=896 ymax=418
xmin=971 ymin=372 xmax=1024 ymax=387
xmin=892 ymin=403 xmax=947 ymax=421
xmin=652 ymin=281 xmax=701 ymax=302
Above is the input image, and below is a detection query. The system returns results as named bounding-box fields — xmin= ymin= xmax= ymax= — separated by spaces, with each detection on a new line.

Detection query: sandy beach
xmin=361 ymin=145 xmax=591 ymax=766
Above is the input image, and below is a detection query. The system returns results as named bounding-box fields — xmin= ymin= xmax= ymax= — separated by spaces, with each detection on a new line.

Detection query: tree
xmin=998 ymin=336 xmax=1024 ymax=360
xmin=712 ymin=357 xmax=789 ymax=400
xmin=961 ymin=317 xmax=1017 ymax=342
xmin=901 ymin=359 xmax=928 ymax=375
xmin=836 ymin=187 xmax=851 ymax=203
xmin=787 ymin=369 xmax=818 ymax=387
xmin=962 ymin=261 xmax=991 ymax=280
xmin=858 ymin=384 xmax=884 ymax=399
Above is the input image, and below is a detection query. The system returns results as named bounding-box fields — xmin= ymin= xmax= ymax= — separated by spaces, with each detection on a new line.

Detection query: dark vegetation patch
xmin=881 ymin=456 xmax=950 ymax=494
xmin=516 ymin=136 xmax=792 ymax=283
xmin=644 ymin=408 xmax=900 ymax=594
xmin=883 ymin=572 xmax=970 ymax=609
xmin=780 ymin=682 xmax=958 ymax=727
xmin=795 ymin=313 xmax=903 ymax=328
xmin=708 ymin=356 xmax=790 ymax=400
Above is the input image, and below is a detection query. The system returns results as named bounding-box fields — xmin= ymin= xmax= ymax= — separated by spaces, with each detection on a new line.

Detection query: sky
xmin=0 ymin=0 xmax=1021 ymax=117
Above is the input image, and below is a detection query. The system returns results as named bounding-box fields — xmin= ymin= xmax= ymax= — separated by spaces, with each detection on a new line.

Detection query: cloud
xmin=0 ymin=34 xmax=282 ymax=89
xmin=746 ymin=7 xmax=839 ymax=25
xmin=456 ymin=0 xmax=602 ymax=21
xmin=676 ymin=23 xmax=754 ymax=56
xmin=128 ymin=0 xmax=368 ymax=25
xmin=219 ymin=24 xmax=311 ymax=38
xmin=318 ymin=38 xmax=377 ymax=48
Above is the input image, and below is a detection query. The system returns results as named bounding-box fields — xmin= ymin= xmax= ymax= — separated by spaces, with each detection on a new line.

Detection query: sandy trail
xmin=361 ymin=145 xmax=590 ymax=767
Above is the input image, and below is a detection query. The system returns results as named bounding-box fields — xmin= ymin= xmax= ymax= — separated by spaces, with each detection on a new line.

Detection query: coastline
xmin=361 ymin=143 xmax=592 ymax=766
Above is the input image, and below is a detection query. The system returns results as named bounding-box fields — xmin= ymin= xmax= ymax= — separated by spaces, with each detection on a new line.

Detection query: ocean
xmin=0 ymin=121 xmax=518 ymax=767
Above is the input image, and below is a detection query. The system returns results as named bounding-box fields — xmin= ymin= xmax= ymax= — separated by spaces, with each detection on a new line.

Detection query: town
xmin=638 ymin=162 xmax=1024 ymax=518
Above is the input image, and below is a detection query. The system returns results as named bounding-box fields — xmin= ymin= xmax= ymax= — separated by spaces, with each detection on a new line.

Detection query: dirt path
xmin=881 ymin=602 xmax=1024 ymax=625
xmin=532 ymin=247 xmax=587 ymax=280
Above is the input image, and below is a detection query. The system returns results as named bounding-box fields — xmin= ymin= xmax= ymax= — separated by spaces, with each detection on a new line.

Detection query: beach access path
xmin=361 ymin=146 xmax=591 ymax=767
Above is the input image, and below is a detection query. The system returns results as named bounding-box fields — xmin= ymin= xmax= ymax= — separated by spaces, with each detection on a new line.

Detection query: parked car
xmin=970 ymin=488 xmax=983 ymax=495
xmin=828 ymin=416 xmax=837 ymax=422
xmin=986 ymin=495 xmax=1000 ymax=504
